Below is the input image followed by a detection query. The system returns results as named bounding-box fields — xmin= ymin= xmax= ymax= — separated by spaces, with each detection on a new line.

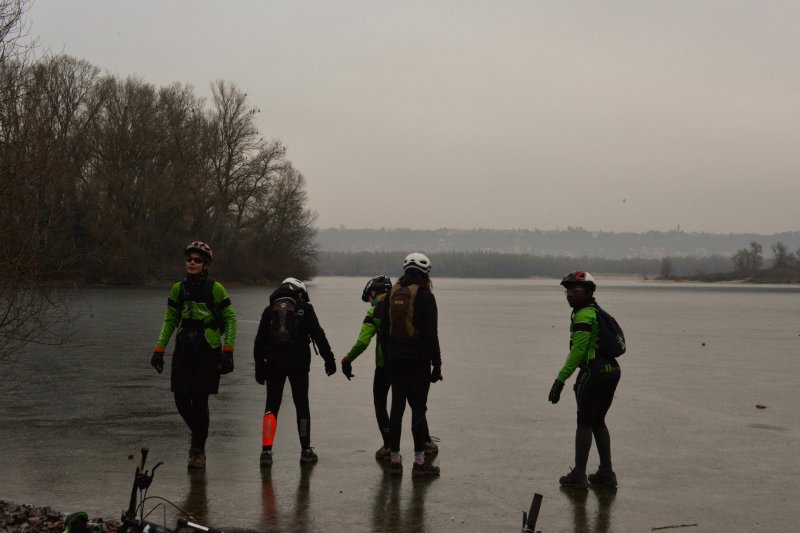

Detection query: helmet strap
xmin=186 ymin=270 xmax=209 ymax=281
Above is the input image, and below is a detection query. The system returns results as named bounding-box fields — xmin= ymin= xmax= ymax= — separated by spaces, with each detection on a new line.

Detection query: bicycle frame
xmin=120 ymin=447 xmax=168 ymax=533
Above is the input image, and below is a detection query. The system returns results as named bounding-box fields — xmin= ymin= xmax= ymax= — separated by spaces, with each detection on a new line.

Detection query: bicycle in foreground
xmin=65 ymin=446 xmax=543 ymax=533
xmin=118 ymin=447 xmax=257 ymax=533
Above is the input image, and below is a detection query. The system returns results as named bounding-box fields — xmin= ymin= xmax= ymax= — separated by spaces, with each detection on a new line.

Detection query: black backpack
xmin=269 ymin=296 xmax=303 ymax=344
xmin=594 ymin=305 xmax=626 ymax=358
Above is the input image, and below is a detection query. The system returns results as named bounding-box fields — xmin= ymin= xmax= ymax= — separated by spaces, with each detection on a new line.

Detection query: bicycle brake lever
xmin=139 ymin=462 xmax=163 ymax=490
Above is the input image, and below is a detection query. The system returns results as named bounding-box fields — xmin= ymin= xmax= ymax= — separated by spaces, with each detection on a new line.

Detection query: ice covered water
xmin=1 ymin=277 xmax=799 ymax=531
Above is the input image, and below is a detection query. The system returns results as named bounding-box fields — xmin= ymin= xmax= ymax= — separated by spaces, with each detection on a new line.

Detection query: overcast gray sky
xmin=26 ymin=1 xmax=800 ymax=234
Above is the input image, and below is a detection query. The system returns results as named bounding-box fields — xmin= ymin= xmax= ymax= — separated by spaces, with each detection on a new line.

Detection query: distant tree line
xmin=660 ymin=240 xmax=800 ymax=283
xmin=1 ymin=55 xmax=316 ymax=283
xmin=729 ymin=240 xmax=800 ymax=272
xmin=316 ymin=227 xmax=800 ymax=260
xmin=322 ymin=246 xmax=800 ymax=282
xmin=317 ymin=251 xmax=733 ymax=279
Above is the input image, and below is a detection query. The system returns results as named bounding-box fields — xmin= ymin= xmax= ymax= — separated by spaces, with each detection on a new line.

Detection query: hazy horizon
xmin=27 ymin=1 xmax=800 ymax=235
xmin=314 ymin=225 xmax=800 ymax=236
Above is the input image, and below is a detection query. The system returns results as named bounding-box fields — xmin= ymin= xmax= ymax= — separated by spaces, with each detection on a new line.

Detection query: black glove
xmin=151 ymin=351 xmax=164 ymax=374
xmin=325 ymin=359 xmax=337 ymax=376
xmin=342 ymin=359 xmax=354 ymax=381
xmin=548 ymin=380 xmax=564 ymax=404
xmin=219 ymin=351 xmax=234 ymax=374
xmin=255 ymin=359 xmax=267 ymax=385
xmin=430 ymin=364 xmax=443 ymax=383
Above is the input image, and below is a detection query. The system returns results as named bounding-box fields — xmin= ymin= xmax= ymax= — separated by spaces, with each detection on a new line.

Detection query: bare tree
xmin=0 ymin=1 xmax=73 ymax=362
xmin=2 ymin=24 xmax=319 ymax=299
xmin=732 ymin=241 xmax=763 ymax=273
xmin=771 ymin=242 xmax=794 ymax=269
xmin=0 ymin=264 xmax=71 ymax=362
xmin=202 ymin=81 xmax=270 ymax=246
xmin=256 ymin=164 xmax=318 ymax=278
xmin=197 ymin=80 xmax=317 ymax=279
xmin=0 ymin=0 xmax=31 ymax=62
xmin=659 ymin=257 xmax=673 ymax=280
xmin=84 ymin=75 xmax=182 ymax=281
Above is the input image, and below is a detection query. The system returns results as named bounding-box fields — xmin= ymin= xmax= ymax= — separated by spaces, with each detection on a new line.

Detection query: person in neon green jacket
xmin=342 ymin=275 xmax=438 ymax=461
xmin=548 ymin=271 xmax=620 ymax=489
xmin=151 ymin=241 xmax=237 ymax=469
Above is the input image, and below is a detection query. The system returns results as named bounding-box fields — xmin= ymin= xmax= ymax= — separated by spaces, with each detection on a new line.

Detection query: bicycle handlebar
xmin=176 ymin=518 xmax=225 ymax=533
xmin=121 ymin=449 xmax=226 ymax=533
xmin=122 ymin=517 xmax=171 ymax=533
xmin=122 ymin=516 xmax=225 ymax=533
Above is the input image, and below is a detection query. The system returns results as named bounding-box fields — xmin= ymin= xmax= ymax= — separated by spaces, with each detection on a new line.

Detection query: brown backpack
xmin=388 ymin=283 xmax=420 ymax=341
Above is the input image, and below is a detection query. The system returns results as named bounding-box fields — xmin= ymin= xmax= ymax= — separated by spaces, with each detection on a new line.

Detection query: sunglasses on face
xmin=185 ymin=257 xmax=205 ymax=265
xmin=564 ymin=287 xmax=586 ymax=294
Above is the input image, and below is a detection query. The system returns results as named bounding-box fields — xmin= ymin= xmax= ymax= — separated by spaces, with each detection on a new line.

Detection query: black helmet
xmin=560 ymin=271 xmax=597 ymax=291
xmin=361 ymin=275 xmax=392 ymax=302
xmin=185 ymin=240 xmax=213 ymax=263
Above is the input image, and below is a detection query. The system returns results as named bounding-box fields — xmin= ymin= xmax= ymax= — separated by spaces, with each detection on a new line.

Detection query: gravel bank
xmin=0 ymin=501 xmax=121 ymax=533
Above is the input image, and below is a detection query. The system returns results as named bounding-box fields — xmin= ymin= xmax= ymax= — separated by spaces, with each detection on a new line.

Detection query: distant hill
xmin=315 ymin=227 xmax=800 ymax=260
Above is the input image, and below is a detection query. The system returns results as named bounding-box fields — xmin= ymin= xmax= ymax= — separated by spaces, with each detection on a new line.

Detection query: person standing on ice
xmin=253 ymin=278 xmax=336 ymax=467
xmin=341 ymin=275 xmax=438 ymax=461
xmin=151 ymin=241 xmax=237 ymax=470
xmin=379 ymin=253 xmax=443 ymax=477
xmin=548 ymin=271 xmax=621 ymax=488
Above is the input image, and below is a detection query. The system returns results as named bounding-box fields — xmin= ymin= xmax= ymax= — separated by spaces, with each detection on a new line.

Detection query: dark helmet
xmin=185 ymin=240 xmax=213 ymax=263
xmin=560 ymin=271 xmax=597 ymax=291
xmin=281 ymin=277 xmax=309 ymax=301
xmin=403 ymin=252 xmax=431 ymax=274
xmin=361 ymin=275 xmax=392 ymax=302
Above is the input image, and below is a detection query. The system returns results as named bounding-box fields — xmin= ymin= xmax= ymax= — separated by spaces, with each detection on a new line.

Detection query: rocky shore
xmin=0 ymin=501 xmax=120 ymax=533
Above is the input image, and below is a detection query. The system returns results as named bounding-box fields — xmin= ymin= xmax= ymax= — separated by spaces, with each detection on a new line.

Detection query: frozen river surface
xmin=1 ymin=277 xmax=799 ymax=532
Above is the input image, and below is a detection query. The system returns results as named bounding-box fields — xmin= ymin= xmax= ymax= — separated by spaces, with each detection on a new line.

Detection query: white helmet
xmin=281 ymin=277 xmax=309 ymax=299
xmin=560 ymin=271 xmax=597 ymax=291
xmin=403 ymin=252 xmax=431 ymax=274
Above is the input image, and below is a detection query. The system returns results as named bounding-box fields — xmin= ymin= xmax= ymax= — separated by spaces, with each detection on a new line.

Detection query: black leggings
xmin=388 ymin=360 xmax=431 ymax=453
xmin=174 ymin=391 xmax=210 ymax=451
xmin=265 ymin=369 xmax=311 ymax=449
xmin=376 ymin=365 xmax=431 ymax=448
xmin=373 ymin=366 xmax=391 ymax=447
xmin=573 ymin=357 xmax=621 ymax=474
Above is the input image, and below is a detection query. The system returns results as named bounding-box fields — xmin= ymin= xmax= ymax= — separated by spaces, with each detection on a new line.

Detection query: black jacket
xmin=378 ymin=282 xmax=441 ymax=366
xmin=253 ymin=286 xmax=335 ymax=372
